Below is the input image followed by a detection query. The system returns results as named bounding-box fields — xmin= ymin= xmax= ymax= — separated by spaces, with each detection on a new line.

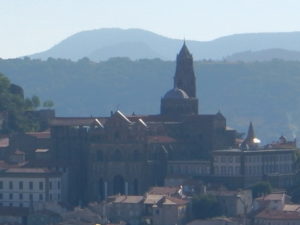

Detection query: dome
xmin=164 ymin=88 xmax=189 ymax=99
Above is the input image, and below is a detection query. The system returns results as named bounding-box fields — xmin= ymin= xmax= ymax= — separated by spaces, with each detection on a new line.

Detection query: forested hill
xmin=1 ymin=57 xmax=300 ymax=143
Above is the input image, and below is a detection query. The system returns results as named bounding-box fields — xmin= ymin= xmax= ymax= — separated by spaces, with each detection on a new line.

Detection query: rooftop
xmin=283 ymin=204 xmax=300 ymax=212
xmin=144 ymin=194 xmax=164 ymax=205
xmin=256 ymin=209 xmax=300 ymax=220
xmin=111 ymin=195 xmax=144 ymax=204
xmin=148 ymin=186 xmax=180 ymax=196
xmin=0 ymin=137 xmax=9 ymax=148
xmin=256 ymin=193 xmax=286 ymax=201
xmin=26 ymin=131 xmax=51 ymax=139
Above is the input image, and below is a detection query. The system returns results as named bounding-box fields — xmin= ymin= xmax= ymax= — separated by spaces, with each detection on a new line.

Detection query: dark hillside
xmin=1 ymin=57 xmax=300 ymax=142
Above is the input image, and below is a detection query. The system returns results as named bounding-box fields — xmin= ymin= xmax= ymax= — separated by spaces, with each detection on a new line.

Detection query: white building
xmin=0 ymin=167 xmax=62 ymax=210
xmin=212 ymin=148 xmax=296 ymax=187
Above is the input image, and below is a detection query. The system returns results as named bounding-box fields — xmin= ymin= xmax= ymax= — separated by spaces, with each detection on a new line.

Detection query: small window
xmin=29 ymin=194 xmax=33 ymax=201
xmin=39 ymin=194 xmax=43 ymax=201
xmin=0 ymin=193 xmax=3 ymax=199
xmin=9 ymin=181 xmax=13 ymax=190
xmin=29 ymin=181 xmax=33 ymax=190
xmin=9 ymin=193 xmax=13 ymax=200
xmin=19 ymin=193 xmax=23 ymax=200
xmin=57 ymin=181 xmax=61 ymax=189
xmin=39 ymin=182 xmax=44 ymax=190
xmin=0 ymin=181 xmax=3 ymax=189
xmin=19 ymin=181 xmax=23 ymax=190
xmin=49 ymin=182 xmax=52 ymax=190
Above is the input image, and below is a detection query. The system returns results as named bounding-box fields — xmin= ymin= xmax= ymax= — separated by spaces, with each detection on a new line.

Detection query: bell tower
xmin=160 ymin=42 xmax=198 ymax=116
xmin=174 ymin=41 xmax=196 ymax=98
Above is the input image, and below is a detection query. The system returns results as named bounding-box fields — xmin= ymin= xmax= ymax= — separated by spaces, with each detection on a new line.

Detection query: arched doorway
xmin=113 ymin=175 xmax=125 ymax=194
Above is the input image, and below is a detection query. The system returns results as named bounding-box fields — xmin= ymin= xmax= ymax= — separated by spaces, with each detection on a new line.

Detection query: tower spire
xmin=173 ymin=41 xmax=196 ymax=97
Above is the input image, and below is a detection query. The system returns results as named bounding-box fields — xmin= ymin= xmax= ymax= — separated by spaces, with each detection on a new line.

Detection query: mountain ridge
xmin=29 ymin=28 xmax=300 ymax=61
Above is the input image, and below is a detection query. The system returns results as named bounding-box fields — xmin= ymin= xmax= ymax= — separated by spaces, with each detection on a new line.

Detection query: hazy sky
xmin=1 ymin=0 xmax=300 ymax=58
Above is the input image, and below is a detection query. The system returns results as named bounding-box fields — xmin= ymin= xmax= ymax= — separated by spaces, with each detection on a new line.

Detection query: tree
xmin=0 ymin=73 xmax=44 ymax=133
xmin=192 ymin=194 xmax=223 ymax=219
xmin=43 ymin=100 xmax=54 ymax=108
xmin=31 ymin=95 xmax=40 ymax=109
xmin=251 ymin=181 xmax=272 ymax=198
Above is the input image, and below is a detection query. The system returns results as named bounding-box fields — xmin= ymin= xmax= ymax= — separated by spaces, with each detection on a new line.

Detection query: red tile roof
xmin=26 ymin=131 xmax=51 ymax=139
xmin=0 ymin=137 xmax=9 ymax=148
xmin=148 ymin=186 xmax=180 ymax=196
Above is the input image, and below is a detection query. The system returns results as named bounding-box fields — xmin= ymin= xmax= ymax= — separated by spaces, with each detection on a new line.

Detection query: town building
xmin=212 ymin=147 xmax=296 ymax=188
xmin=254 ymin=209 xmax=300 ymax=225
xmin=253 ymin=192 xmax=289 ymax=211
xmin=0 ymin=167 xmax=63 ymax=210
xmin=100 ymin=193 xmax=189 ymax=225
xmin=48 ymin=43 xmax=237 ymax=205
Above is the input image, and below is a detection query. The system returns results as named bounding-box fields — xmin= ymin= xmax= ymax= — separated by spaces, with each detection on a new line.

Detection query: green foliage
xmin=43 ymin=100 xmax=54 ymax=108
xmin=31 ymin=95 xmax=40 ymax=108
xmin=251 ymin=181 xmax=272 ymax=198
xmin=0 ymin=72 xmax=46 ymax=133
xmin=192 ymin=194 xmax=223 ymax=219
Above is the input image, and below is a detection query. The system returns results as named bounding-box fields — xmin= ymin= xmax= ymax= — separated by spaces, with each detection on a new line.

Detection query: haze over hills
xmin=29 ymin=28 xmax=300 ymax=61
xmin=226 ymin=49 xmax=300 ymax=62
xmin=1 ymin=57 xmax=300 ymax=143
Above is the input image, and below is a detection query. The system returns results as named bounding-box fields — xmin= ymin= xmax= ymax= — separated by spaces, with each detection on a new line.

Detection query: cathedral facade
xmin=49 ymin=43 xmax=237 ymax=204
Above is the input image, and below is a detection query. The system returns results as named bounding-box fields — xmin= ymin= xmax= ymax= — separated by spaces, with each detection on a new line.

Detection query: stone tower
xmin=174 ymin=41 xmax=196 ymax=98
xmin=160 ymin=42 xmax=198 ymax=116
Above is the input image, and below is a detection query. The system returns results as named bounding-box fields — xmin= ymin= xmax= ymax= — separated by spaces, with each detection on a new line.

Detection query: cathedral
xmin=49 ymin=43 xmax=237 ymax=205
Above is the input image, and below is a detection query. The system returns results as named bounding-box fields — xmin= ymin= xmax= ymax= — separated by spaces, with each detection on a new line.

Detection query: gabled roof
xmin=114 ymin=110 xmax=132 ymax=124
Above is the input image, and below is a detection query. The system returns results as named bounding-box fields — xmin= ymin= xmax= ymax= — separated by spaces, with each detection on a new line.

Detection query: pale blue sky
xmin=1 ymin=0 xmax=300 ymax=58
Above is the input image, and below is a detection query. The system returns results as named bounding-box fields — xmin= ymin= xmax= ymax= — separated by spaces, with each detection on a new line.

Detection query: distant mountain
xmin=226 ymin=48 xmax=300 ymax=62
xmin=29 ymin=28 xmax=300 ymax=61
